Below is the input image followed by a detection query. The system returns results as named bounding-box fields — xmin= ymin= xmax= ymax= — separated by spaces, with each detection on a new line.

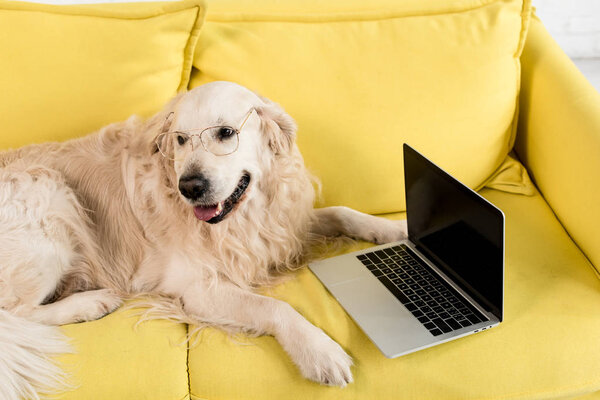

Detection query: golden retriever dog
xmin=0 ymin=81 xmax=407 ymax=399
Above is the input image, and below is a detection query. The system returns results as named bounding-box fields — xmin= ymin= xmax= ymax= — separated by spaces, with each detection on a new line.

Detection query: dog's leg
xmin=15 ymin=289 xmax=122 ymax=325
xmin=181 ymin=280 xmax=353 ymax=387
xmin=312 ymin=206 xmax=407 ymax=244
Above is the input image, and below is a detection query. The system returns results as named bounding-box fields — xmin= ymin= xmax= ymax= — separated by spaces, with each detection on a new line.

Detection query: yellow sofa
xmin=1 ymin=0 xmax=599 ymax=399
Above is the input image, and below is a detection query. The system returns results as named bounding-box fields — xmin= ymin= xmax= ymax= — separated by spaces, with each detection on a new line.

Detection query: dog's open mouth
xmin=193 ymin=174 xmax=251 ymax=224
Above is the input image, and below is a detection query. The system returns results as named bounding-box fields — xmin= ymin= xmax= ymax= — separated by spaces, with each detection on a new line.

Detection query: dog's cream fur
xmin=0 ymin=81 xmax=407 ymax=398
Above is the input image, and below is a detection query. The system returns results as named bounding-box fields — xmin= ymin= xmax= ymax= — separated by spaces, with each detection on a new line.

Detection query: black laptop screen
xmin=404 ymin=144 xmax=504 ymax=320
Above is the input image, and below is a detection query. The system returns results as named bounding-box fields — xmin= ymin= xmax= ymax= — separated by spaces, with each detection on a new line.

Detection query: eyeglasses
xmin=156 ymin=109 xmax=254 ymax=159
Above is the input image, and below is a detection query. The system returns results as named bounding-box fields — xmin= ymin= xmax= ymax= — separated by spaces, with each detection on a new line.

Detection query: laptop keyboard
xmin=356 ymin=245 xmax=488 ymax=336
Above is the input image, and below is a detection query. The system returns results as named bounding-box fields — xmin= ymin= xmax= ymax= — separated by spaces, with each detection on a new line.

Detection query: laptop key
xmin=374 ymin=250 xmax=388 ymax=259
xmin=377 ymin=275 xmax=410 ymax=304
xmin=426 ymin=311 xmax=437 ymax=319
xmin=412 ymin=310 xmax=424 ymax=317
xmin=357 ymin=254 xmax=369 ymax=261
xmin=405 ymin=303 xmax=417 ymax=311
xmin=426 ymin=300 xmax=437 ymax=307
xmin=417 ymin=316 xmax=429 ymax=324
xmin=459 ymin=319 xmax=472 ymax=328
xmin=398 ymin=283 xmax=409 ymax=290
xmin=404 ymin=289 xmax=414 ymax=295
xmin=466 ymin=314 xmax=481 ymax=324
xmin=373 ymin=270 xmax=383 ymax=277
xmin=383 ymin=248 xmax=396 ymax=256
xmin=392 ymin=278 xmax=402 ymax=285
xmin=366 ymin=264 xmax=378 ymax=271
xmin=421 ymin=306 xmax=432 ymax=313
xmin=432 ymin=318 xmax=452 ymax=333
xmin=430 ymin=328 xmax=443 ymax=336
xmin=366 ymin=253 xmax=380 ymax=263
xmin=414 ymin=300 xmax=425 ymax=308
xmin=424 ymin=322 xmax=436 ymax=330
xmin=421 ymin=295 xmax=432 ymax=301
xmin=438 ymin=312 xmax=450 ymax=319
xmin=446 ymin=318 xmax=462 ymax=330
xmin=409 ymin=294 xmax=419 ymax=301
xmin=410 ymin=284 xmax=420 ymax=290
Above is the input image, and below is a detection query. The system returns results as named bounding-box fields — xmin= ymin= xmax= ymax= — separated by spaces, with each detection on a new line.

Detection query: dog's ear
xmin=255 ymin=98 xmax=297 ymax=155
xmin=150 ymin=111 xmax=175 ymax=156
xmin=148 ymin=92 xmax=184 ymax=156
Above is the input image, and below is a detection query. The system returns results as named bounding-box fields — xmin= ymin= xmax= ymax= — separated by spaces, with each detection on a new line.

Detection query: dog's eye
xmin=176 ymin=134 xmax=188 ymax=146
xmin=218 ymin=127 xmax=235 ymax=140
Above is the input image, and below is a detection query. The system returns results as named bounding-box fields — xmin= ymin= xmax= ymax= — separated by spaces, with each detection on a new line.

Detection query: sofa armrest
xmin=516 ymin=14 xmax=600 ymax=272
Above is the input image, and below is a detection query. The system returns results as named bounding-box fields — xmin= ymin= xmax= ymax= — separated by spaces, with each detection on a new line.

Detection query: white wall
xmin=534 ymin=0 xmax=600 ymax=58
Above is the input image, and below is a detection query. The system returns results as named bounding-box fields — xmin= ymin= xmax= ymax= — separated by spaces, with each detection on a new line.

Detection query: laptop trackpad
xmin=327 ymin=275 xmax=432 ymax=357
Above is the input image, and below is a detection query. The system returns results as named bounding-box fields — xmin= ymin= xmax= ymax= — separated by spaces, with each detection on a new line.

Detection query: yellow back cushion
xmin=0 ymin=0 xmax=205 ymax=149
xmin=190 ymin=0 xmax=532 ymax=214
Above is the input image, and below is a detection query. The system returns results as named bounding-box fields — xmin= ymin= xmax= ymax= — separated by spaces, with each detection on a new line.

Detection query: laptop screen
xmin=403 ymin=144 xmax=504 ymax=320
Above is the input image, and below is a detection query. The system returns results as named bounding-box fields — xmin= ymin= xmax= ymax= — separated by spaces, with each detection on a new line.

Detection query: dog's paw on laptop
xmin=365 ymin=218 xmax=408 ymax=245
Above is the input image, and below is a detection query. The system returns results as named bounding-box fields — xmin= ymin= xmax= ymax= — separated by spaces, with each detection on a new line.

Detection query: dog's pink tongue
xmin=193 ymin=205 xmax=219 ymax=221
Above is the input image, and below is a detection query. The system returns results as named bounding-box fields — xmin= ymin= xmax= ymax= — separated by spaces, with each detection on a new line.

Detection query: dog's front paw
xmin=77 ymin=289 xmax=123 ymax=322
xmin=367 ymin=218 xmax=408 ymax=245
xmin=281 ymin=324 xmax=353 ymax=387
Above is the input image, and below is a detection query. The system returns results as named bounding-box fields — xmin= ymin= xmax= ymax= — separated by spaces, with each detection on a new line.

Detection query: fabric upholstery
xmin=56 ymin=306 xmax=189 ymax=400
xmin=516 ymin=15 xmax=600 ymax=273
xmin=0 ymin=0 xmax=205 ymax=150
xmin=190 ymin=0 xmax=532 ymax=214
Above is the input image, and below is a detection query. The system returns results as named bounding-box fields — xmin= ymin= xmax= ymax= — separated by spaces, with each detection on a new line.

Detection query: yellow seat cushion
xmin=187 ymin=185 xmax=600 ymax=399
xmin=516 ymin=15 xmax=600 ymax=272
xmin=190 ymin=0 xmax=532 ymax=214
xmin=0 ymin=0 xmax=205 ymax=150
xmin=57 ymin=305 xmax=189 ymax=399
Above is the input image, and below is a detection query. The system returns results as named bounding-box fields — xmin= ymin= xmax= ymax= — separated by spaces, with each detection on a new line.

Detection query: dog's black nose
xmin=178 ymin=174 xmax=209 ymax=201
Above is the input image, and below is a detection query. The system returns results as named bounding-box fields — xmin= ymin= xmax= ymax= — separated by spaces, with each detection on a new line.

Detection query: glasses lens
xmin=157 ymin=132 xmax=190 ymax=160
xmin=156 ymin=133 xmax=171 ymax=159
xmin=201 ymin=127 xmax=239 ymax=156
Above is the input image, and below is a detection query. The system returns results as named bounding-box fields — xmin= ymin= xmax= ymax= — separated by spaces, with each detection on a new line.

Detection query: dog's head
xmin=153 ymin=81 xmax=297 ymax=224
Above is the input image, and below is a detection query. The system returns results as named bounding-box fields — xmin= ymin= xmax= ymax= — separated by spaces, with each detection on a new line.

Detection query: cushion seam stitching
xmin=0 ymin=0 xmax=203 ymax=20
xmin=205 ymin=0 xmax=503 ymax=23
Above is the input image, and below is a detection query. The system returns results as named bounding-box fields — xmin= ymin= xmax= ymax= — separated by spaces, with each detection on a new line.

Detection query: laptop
xmin=309 ymin=144 xmax=504 ymax=358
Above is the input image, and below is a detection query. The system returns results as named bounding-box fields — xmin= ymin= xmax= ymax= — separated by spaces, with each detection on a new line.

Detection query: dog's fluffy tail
xmin=0 ymin=309 xmax=73 ymax=400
